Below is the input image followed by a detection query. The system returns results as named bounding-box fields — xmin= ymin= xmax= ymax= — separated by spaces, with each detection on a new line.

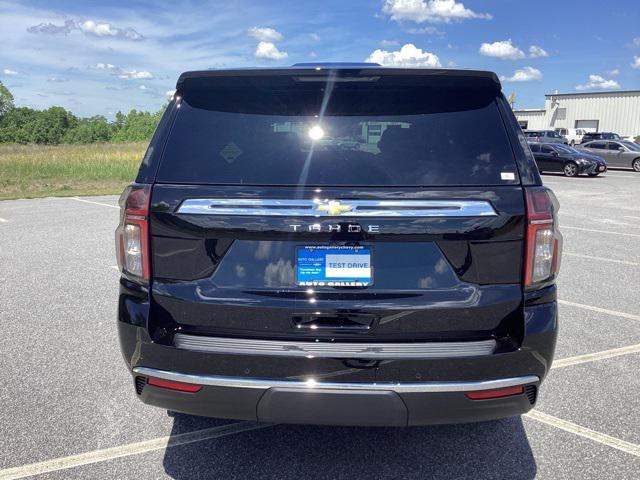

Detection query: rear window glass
xmin=157 ymin=76 xmax=518 ymax=186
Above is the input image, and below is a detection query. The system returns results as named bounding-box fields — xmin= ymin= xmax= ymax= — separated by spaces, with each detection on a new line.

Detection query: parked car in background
xmin=577 ymin=140 xmax=640 ymax=172
xmin=524 ymin=129 xmax=567 ymax=144
xmin=555 ymin=128 xmax=587 ymax=146
xmin=116 ymin=65 xmax=562 ymax=427
xmin=579 ymin=132 xmax=620 ymax=143
xmin=529 ymin=142 xmax=607 ymax=177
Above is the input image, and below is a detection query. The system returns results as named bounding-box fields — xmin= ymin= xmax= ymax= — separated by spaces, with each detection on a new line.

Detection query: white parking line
xmin=0 ymin=217 xmax=7 ymax=223
xmin=552 ymin=343 xmax=640 ymax=369
xmin=561 ymin=225 xmax=640 ymax=238
xmin=624 ymin=216 xmax=640 ymax=220
xmin=525 ymin=410 xmax=640 ymax=458
xmin=603 ymin=174 xmax=640 ymax=179
xmin=0 ymin=421 xmax=273 ymax=480
xmin=558 ymin=300 xmax=640 ymax=322
xmin=111 ymin=266 xmax=120 ymax=271
xmin=66 ymin=197 xmax=119 ymax=209
xmin=563 ymin=252 xmax=640 ymax=266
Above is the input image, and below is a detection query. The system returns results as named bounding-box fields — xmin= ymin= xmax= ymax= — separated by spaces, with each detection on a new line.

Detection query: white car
xmin=555 ymin=128 xmax=587 ymax=146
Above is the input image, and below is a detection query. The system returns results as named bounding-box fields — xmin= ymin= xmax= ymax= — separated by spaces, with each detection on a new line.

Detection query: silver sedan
xmin=577 ymin=140 xmax=640 ymax=172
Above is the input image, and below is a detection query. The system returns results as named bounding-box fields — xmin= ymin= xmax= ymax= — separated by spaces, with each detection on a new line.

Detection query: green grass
xmin=0 ymin=142 xmax=147 ymax=200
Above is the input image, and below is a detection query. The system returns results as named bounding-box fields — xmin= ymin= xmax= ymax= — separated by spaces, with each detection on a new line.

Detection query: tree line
xmin=0 ymin=81 xmax=163 ymax=144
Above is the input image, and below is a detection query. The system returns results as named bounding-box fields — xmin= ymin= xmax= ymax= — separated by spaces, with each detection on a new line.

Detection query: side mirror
xmin=618 ymin=146 xmax=625 ymax=152
xmin=551 ymin=151 xmax=558 ymax=157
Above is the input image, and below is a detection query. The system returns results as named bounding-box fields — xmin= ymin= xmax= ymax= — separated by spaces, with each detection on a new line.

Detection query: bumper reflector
xmin=465 ymin=386 xmax=524 ymax=400
xmin=147 ymin=377 xmax=202 ymax=393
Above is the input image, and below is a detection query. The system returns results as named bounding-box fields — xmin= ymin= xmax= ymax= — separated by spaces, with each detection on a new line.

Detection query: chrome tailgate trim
xmin=174 ymin=333 xmax=496 ymax=359
xmin=176 ymin=198 xmax=498 ymax=217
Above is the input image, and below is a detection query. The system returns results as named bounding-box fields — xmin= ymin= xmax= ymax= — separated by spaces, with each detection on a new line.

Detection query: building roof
xmin=544 ymin=90 xmax=640 ymax=98
xmin=513 ymin=108 xmax=545 ymax=113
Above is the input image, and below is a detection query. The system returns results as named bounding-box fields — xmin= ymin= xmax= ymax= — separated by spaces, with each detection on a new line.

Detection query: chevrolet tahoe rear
xmin=116 ymin=64 xmax=562 ymax=426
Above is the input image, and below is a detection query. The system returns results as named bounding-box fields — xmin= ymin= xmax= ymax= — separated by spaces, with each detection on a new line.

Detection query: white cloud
xmin=365 ymin=43 xmax=441 ymax=67
xmin=607 ymin=69 xmax=620 ymax=75
xmin=118 ymin=70 xmax=153 ymax=79
xmin=139 ymin=85 xmax=147 ymax=90
xmin=89 ymin=63 xmax=153 ymax=79
xmin=528 ymin=45 xmax=548 ymax=58
xmin=309 ymin=32 xmax=320 ymax=41
xmin=382 ymin=0 xmax=491 ymax=24
xmin=576 ymin=74 xmax=620 ymax=91
xmin=3 ymin=69 xmax=18 ymax=75
xmin=27 ymin=19 xmax=75 ymax=35
xmin=27 ymin=18 xmax=143 ymax=40
xmin=500 ymin=66 xmax=542 ymax=82
xmin=89 ymin=63 xmax=118 ymax=71
xmin=254 ymin=41 xmax=288 ymax=60
xmin=78 ymin=20 xmax=144 ymax=41
xmin=632 ymin=37 xmax=640 ymax=47
xmin=247 ymin=27 xmax=283 ymax=42
xmin=479 ymin=40 xmax=525 ymax=60
xmin=166 ymin=89 xmax=176 ymax=99
xmin=632 ymin=56 xmax=640 ymax=69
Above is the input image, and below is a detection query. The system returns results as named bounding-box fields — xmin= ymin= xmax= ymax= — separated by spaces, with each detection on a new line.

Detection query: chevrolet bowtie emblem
xmin=316 ymin=201 xmax=354 ymax=216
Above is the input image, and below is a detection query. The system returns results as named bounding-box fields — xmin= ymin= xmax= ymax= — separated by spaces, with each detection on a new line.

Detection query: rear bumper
xmin=118 ymin=283 xmax=557 ymax=426
xmin=132 ymin=368 xmax=539 ymax=426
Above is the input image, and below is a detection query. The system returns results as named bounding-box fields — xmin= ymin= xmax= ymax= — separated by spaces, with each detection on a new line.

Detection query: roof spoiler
xmin=176 ymin=67 xmax=501 ymax=92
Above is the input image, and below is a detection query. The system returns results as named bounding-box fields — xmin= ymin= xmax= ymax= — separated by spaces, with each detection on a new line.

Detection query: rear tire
xmin=633 ymin=158 xmax=640 ymax=172
xmin=564 ymin=162 xmax=579 ymax=177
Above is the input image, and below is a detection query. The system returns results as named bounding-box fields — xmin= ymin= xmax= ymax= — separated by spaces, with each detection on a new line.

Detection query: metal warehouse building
xmin=513 ymin=90 xmax=640 ymax=137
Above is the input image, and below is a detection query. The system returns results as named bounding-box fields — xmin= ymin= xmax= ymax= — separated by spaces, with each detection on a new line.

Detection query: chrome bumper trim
xmin=175 ymin=198 xmax=498 ymax=218
xmin=173 ymin=333 xmax=497 ymax=359
xmin=133 ymin=367 xmax=539 ymax=394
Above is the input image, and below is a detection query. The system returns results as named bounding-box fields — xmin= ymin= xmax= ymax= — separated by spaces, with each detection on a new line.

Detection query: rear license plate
xmin=296 ymin=246 xmax=372 ymax=286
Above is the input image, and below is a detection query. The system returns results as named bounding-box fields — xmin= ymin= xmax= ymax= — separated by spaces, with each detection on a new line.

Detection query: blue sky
xmin=1 ymin=0 xmax=639 ymax=118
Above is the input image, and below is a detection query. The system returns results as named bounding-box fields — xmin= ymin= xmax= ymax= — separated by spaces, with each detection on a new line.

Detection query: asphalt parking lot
xmin=1 ymin=170 xmax=639 ymax=479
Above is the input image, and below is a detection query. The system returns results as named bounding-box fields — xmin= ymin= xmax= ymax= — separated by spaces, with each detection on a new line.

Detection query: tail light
xmin=524 ymin=187 xmax=563 ymax=289
xmin=115 ymin=184 xmax=151 ymax=281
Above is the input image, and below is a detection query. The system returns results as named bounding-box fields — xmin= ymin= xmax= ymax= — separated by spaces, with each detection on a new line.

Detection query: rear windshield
xmin=157 ymin=75 xmax=518 ymax=186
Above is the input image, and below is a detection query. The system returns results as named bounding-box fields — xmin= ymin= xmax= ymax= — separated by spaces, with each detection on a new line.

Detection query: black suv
xmin=116 ymin=64 xmax=562 ymax=427
xmin=580 ymin=131 xmax=620 ymax=143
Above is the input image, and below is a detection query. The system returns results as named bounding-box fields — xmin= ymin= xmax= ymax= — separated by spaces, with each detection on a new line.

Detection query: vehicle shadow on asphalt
xmin=162 ymin=413 xmax=536 ymax=479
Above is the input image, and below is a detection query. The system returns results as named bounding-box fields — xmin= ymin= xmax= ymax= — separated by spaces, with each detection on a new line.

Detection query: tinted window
xmin=607 ymin=142 xmax=621 ymax=150
xmin=588 ymin=142 xmax=605 ymax=149
xmin=620 ymin=141 xmax=640 ymax=151
xmin=541 ymin=146 xmax=554 ymax=154
xmin=529 ymin=143 xmax=540 ymax=153
xmin=554 ymin=144 xmax=576 ymax=154
xmin=158 ymin=81 xmax=518 ymax=186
